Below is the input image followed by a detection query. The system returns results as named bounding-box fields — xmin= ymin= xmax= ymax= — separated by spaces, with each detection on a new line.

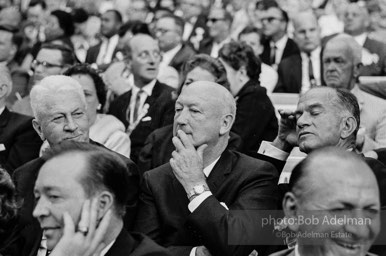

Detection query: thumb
xmin=197 ymin=144 xmax=208 ymax=159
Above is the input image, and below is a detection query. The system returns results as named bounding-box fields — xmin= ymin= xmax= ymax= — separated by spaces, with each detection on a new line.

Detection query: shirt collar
xmin=132 ymin=79 xmax=157 ymax=97
xmin=203 ymin=156 xmax=221 ymax=177
xmin=0 ymin=106 xmax=5 ymax=115
xmin=353 ymin=32 xmax=368 ymax=47
xmin=99 ymin=239 xmax=116 ymax=256
xmin=164 ymin=44 xmax=182 ymax=56
xmin=273 ymin=35 xmax=288 ymax=50
xmin=300 ymin=46 xmax=321 ymax=59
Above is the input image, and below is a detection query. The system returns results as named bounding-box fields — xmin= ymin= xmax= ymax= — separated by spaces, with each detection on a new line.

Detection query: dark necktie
xmin=133 ymin=89 xmax=144 ymax=122
xmin=270 ymin=43 xmax=276 ymax=66
xmin=307 ymin=53 xmax=317 ymax=87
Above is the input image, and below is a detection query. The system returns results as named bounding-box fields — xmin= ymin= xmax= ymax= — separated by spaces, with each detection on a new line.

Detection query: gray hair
xmin=326 ymin=33 xmax=362 ymax=66
xmin=30 ymin=75 xmax=86 ymax=122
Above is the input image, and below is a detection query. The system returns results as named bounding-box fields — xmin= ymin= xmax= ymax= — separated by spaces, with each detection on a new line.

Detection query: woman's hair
xmin=178 ymin=54 xmax=230 ymax=95
xmin=218 ymin=41 xmax=262 ymax=81
xmin=63 ymin=63 xmax=107 ymax=111
xmin=0 ymin=168 xmax=20 ymax=233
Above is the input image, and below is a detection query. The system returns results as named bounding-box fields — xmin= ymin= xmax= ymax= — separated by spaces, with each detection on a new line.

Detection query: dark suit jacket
xmin=198 ymin=37 xmax=215 ymax=55
xmin=134 ymin=150 xmax=280 ymax=256
xmin=260 ymin=38 xmax=300 ymax=66
xmin=186 ymin=14 xmax=209 ymax=50
xmin=12 ymin=141 xmax=139 ymax=256
xmin=232 ymin=80 xmax=278 ymax=156
xmin=361 ymin=36 xmax=386 ymax=76
xmin=108 ymin=81 xmax=175 ymax=163
xmin=274 ymin=51 xmax=324 ymax=93
xmin=168 ymin=44 xmax=196 ymax=72
xmin=0 ymin=108 xmax=42 ymax=173
xmin=137 ymin=124 xmax=242 ymax=173
xmin=106 ymin=229 xmax=170 ymax=256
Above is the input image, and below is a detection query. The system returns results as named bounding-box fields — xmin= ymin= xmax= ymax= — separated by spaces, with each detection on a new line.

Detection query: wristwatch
xmin=187 ymin=184 xmax=210 ymax=200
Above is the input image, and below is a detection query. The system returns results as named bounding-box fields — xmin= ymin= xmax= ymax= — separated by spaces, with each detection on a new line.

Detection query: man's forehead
xmin=323 ymin=42 xmax=348 ymax=58
xmin=37 ymin=48 xmax=63 ymax=61
xmin=298 ymin=89 xmax=336 ymax=107
xmin=131 ymin=36 xmax=158 ymax=51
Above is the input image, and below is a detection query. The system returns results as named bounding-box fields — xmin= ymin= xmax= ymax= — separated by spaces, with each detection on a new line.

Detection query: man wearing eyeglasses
xmin=259 ymin=2 xmax=299 ymax=70
xmin=12 ymin=43 xmax=77 ymax=116
xmin=108 ymin=34 xmax=175 ymax=163
xmin=154 ymin=14 xmax=195 ymax=73
xmin=198 ymin=7 xmax=233 ymax=58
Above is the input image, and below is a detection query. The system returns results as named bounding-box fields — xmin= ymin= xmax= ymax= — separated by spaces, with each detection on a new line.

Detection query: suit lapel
xmin=105 ymin=228 xmax=135 ymax=256
xmin=144 ymin=81 xmax=161 ymax=109
xmin=206 ymin=150 xmax=234 ymax=194
xmin=0 ymin=108 xmax=10 ymax=137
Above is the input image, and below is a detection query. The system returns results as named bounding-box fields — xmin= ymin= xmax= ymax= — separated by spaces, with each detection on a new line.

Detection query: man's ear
xmin=353 ymin=63 xmax=363 ymax=80
xmin=0 ymin=83 xmax=9 ymax=99
xmin=32 ymin=119 xmax=45 ymax=141
xmin=219 ymin=113 xmax=234 ymax=136
xmin=96 ymin=191 xmax=114 ymax=220
xmin=340 ymin=116 xmax=357 ymax=140
xmin=283 ymin=192 xmax=300 ymax=232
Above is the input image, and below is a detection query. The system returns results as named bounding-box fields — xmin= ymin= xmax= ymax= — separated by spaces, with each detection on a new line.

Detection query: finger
xmin=87 ymin=198 xmax=98 ymax=239
xmin=88 ymin=210 xmax=112 ymax=254
xmin=196 ymin=144 xmax=208 ymax=159
xmin=172 ymin=136 xmax=185 ymax=152
xmin=62 ymin=211 xmax=76 ymax=236
xmin=77 ymin=199 xmax=90 ymax=231
xmin=177 ymin=130 xmax=195 ymax=149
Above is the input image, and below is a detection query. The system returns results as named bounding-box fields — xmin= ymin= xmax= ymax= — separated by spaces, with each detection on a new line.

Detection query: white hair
xmin=30 ymin=75 xmax=86 ymax=121
xmin=0 ymin=64 xmax=12 ymax=98
xmin=326 ymin=33 xmax=362 ymax=66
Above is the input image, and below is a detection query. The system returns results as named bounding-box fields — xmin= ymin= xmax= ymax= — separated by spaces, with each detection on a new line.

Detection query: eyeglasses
xmin=261 ymin=17 xmax=282 ymax=23
xmin=31 ymin=59 xmax=63 ymax=69
xmin=207 ymin=18 xmax=225 ymax=23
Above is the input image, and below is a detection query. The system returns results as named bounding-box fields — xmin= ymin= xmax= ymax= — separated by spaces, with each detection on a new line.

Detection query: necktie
xmin=133 ymin=89 xmax=144 ymax=122
xmin=270 ymin=43 xmax=276 ymax=66
xmin=307 ymin=53 xmax=317 ymax=87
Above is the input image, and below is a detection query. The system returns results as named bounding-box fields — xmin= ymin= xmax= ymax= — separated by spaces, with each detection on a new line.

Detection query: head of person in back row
xmin=277 ymin=147 xmax=380 ymax=256
xmin=292 ymin=10 xmax=321 ymax=54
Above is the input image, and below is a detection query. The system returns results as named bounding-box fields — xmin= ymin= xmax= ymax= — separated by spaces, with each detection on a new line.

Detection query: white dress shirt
xmin=128 ymin=80 xmax=156 ymax=124
xmin=354 ymin=32 xmax=368 ymax=47
xmin=160 ymin=44 xmax=182 ymax=67
xmin=210 ymin=37 xmax=232 ymax=58
xmin=300 ymin=46 xmax=322 ymax=94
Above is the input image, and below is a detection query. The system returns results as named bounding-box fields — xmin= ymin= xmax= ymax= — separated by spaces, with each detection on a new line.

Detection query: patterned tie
xmin=307 ymin=53 xmax=317 ymax=88
xmin=133 ymin=89 xmax=144 ymax=122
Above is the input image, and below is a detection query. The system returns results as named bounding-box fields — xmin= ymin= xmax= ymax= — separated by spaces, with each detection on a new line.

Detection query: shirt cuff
xmin=190 ymin=247 xmax=197 ymax=256
xmin=258 ymin=141 xmax=290 ymax=161
xmin=188 ymin=191 xmax=212 ymax=212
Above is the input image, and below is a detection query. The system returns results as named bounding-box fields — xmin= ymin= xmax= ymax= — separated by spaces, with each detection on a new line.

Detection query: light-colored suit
xmin=351 ymin=85 xmax=386 ymax=152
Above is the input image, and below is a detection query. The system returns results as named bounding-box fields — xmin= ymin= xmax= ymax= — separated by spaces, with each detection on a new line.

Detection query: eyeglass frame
xmin=31 ymin=59 xmax=64 ymax=69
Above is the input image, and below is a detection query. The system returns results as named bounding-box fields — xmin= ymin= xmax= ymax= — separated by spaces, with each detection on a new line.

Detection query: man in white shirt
xmin=198 ymin=7 xmax=233 ymax=58
xmin=154 ymin=14 xmax=195 ymax=73
xmin=269 ymin=147 xmax=380 ymax=256
xmin=85 ymin=10 xmax=122 ymax=70
xmin=33 ymin=142 xmax=170 ymax=256
xmin=259 ymin=2 xmax=299 ymax=70
xmin=343 ymin=2 xmax=386 ymax=76
xmin=134 ymin=81 xmax=280 ymax=256
xmin=275 ymin=11 xmax=322 ymax=93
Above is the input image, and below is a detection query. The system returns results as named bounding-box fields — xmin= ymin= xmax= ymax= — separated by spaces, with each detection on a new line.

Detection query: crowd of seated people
xmin=1 ymin=0 xmax=386 ymax=255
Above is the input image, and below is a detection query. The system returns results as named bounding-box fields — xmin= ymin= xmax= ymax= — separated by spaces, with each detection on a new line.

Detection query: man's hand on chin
xmin=170 ymin=130 xmax=208 ymax=194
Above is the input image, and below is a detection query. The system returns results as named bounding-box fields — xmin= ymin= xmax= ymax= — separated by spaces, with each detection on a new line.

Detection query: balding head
xmin=173 ymin=81 xmax=236 ymax=162
xmin=323 ymin=34 xmax=362 ymax=90
xmin=292 ymin=11 xmax=321 ymax=53
xmin=284 ymin=147 xmax=380 ymax=255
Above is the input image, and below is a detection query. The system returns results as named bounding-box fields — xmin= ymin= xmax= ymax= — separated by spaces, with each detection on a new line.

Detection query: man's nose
xmin=175 ymin=109 xmax=188 ymax=125
xmin=64 ymin=116 xmax=78 ymax=131
xmin=33 ymin=197 xmax=49 ymax=219
xmin=297 ymin=113 xmax=310 ymax=128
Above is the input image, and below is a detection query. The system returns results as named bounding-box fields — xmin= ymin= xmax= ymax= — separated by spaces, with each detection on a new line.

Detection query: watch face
xmin=194 ymin=185 xmax=205 ymax=194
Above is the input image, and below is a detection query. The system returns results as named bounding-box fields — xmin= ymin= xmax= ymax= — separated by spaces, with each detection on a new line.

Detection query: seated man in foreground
xmin=270 ymin=147 xmax=381 ymax=256
xmin=135 ymin=81 xmax=280 ymax=256
xmin=33 ymin=142 xmax=169 ymax=256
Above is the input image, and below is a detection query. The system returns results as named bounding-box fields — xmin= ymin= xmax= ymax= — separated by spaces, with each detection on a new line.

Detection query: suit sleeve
xmin=5 ymin=120 xmax=42 ymax=173
xmin=123 ymin=158 xmax=140 ymax=231
xmin=185 ymin=162 xmax=280 ymax=256
xmin=361 ymin=110 xmax=386 ymax=152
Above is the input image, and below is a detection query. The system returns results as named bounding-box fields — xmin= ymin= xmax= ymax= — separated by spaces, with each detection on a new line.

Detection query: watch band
xmin=187 ymin=184 xmax=210 ymax=200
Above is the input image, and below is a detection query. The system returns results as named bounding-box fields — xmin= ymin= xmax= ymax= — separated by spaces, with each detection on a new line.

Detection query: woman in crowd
xmin=138 ymin=54 xmax=241 ymax=173
xmin=62 ymin=64 xmax=131 ymax=158
xmin=218 ymin=41 xmax=278 ymax=156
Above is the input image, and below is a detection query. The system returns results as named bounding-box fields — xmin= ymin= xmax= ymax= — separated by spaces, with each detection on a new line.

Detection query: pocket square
xmin=142 ymin=116 xmax=152 ymax=122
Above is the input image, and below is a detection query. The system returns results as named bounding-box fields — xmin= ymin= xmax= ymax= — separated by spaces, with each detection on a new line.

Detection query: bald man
xmin=108 ymin=34 xmax=175 ymax=163
xmin=270 ymin=147 xmax=381 ymax=256
xmin=135 ymin=81 xmax=280 ymax=256
xmin=343 ymin=2 xmax=386 ymax=76
xmin=275 ymin=11 xmax=323 ymax=93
